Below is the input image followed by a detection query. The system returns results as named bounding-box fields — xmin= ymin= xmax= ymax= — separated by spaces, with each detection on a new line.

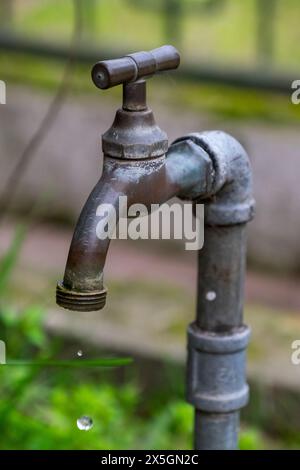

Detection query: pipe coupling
xmin=186 ymin=322 xmax=250 ymax=413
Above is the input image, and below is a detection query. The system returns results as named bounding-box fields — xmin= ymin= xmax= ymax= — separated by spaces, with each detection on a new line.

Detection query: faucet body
xmin=56 ymin=46 xmax=255 ymax=450
xmin=57 ymin=136 xmax=212 ymax=311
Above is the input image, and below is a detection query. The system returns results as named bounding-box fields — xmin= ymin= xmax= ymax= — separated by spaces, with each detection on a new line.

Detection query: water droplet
xmin=77 ymin=416 xmax=93 ymax=431
xmin=77 ymin=350 xmax=83 ymax=357
xmin=206 ymin=291 xmax=216 ymax=301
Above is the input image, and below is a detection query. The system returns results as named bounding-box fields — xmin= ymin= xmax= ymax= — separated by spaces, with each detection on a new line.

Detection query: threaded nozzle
xmin=56 ymin=282 xmax=107 ymax=312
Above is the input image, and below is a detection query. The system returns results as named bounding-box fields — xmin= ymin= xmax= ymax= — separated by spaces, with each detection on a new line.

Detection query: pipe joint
xmin=187 ymin=322 xmax=250 ymax=413
xmin=173 ymin=131 xmax=255 ymax=226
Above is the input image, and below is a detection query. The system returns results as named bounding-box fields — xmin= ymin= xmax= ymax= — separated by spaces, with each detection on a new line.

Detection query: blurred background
xmin=0 ymin=0 xmax=300 ymax=450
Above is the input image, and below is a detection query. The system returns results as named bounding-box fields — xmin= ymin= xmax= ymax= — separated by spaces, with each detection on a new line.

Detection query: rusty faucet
xmin=56 ymin=45 xmax=255 ymax=450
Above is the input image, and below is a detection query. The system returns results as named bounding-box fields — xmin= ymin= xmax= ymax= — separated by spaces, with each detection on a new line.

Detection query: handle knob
xmin=91 ymin=45 xmax=180 ymax=90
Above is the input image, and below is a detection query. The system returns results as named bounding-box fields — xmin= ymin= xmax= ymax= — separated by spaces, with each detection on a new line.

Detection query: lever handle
xmin=91 ymin=45 xmax=180 ymax=90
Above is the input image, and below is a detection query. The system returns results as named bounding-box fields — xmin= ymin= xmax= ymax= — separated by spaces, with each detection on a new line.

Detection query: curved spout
xmin=56 ymin=177 xmax=119 ymax=311
xmin=56 ymin=141 xmax=211 ymax=311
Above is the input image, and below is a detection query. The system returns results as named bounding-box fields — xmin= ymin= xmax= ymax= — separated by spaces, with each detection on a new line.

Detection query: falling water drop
xmin=77 ymin=416 xmax=93 ymax=431
xmin=77 ymin=350 xmax=83 ymax=357
xmin=206 ymin=291 xmax=216 ymax=301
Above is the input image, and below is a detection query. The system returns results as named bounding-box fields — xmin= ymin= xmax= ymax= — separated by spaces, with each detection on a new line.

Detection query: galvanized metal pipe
xmin=192 ymin=224 xmax=249 ymax=450
xmin=174 ymin=131 xmax=254 ymax=450
xmin=196 ymin=224 xmax=247 ymax=331
xmin=194 ymin=411 xmax=239 ymax=450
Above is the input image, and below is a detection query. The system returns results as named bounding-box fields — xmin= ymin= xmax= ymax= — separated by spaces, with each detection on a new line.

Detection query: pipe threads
xmin=56 ymin=282 xmax=107 ymax=312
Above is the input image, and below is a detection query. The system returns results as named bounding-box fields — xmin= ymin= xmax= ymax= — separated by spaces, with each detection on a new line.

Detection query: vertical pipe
xmin=176 ymin=130 xmax=254 ymax=451
xmin=194 ymin=411 xmax=239 ymax=450
xmin=194 ymin=224 xmax=247 ymax=450
xmin=196 ymin=225 xmax=246 ymax=332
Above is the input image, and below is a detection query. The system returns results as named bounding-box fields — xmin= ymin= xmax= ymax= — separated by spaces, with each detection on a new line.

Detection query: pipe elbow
xmin=173 ymin=131 xmax=255 ymax=226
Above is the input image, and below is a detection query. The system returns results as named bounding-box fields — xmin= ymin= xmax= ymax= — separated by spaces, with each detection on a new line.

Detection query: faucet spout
xmin=56 ymin=140 xmax=212 ymax=312
xmin=56 ymin=167 xmax=117 ymax=311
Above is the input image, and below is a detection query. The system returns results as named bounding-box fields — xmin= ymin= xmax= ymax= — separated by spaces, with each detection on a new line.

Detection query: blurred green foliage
xmin=12 ymin=0 xmax=300 ymax=68
xmin=1 ymin=51 xmax=299 ymax=124
xmin=1 ymin=0 xmax=300 ymax=123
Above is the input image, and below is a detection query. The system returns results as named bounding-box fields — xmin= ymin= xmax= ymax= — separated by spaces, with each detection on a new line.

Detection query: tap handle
xmin=91 ymin=45 xmax=180 ymax=90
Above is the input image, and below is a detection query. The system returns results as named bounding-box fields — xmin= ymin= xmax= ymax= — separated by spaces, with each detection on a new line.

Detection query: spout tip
xmin=56 ymin=282 xmax=107 ymax=312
